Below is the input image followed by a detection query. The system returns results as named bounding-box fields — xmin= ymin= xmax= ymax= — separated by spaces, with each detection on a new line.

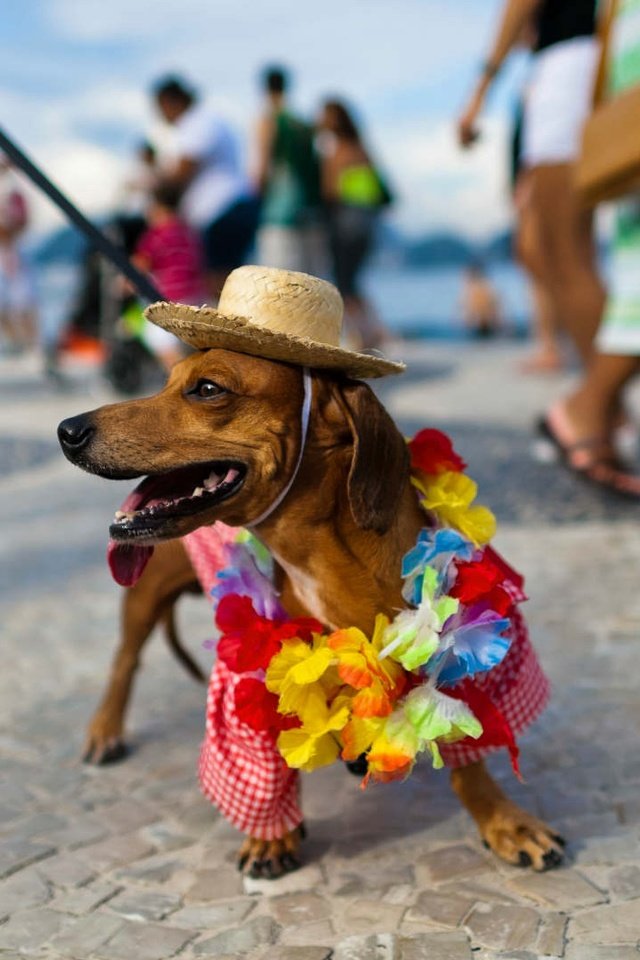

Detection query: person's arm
xmin=457 ymin=0 xmax=541 ymax=148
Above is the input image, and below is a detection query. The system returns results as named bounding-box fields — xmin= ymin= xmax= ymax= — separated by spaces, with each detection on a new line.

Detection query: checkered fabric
xmin=183 ymin=528 xmax=549 ymax=837
xmin=198 ymin=660 xmax=302 ymax=839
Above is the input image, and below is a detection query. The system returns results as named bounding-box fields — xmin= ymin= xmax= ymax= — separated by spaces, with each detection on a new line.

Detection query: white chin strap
xmin=247 ymin=368 xmax=313 ymax=528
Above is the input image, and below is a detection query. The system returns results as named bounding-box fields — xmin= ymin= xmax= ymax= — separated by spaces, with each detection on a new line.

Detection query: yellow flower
xmin=265 ymin=637 xmax=337 ymax=724
xmin=329 ymin=615 xmax=406 ymax=718
xmin=341 ymin=715 xmax=385 ymax=761
xmin=412 ymin=470 xmax=496 ymax=546
xmin=277 ymin=698 xmax=351 ymax=772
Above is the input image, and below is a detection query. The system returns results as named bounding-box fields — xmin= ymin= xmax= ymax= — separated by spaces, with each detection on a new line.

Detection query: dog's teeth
xmin=114 ymin=510 xmax=126 ymax=520
xmin=203 ymin=473 xmax=220 ymax=491
xmin=193 ymin=487 xmax=205 ymax=497
xmin=223 ymin=468 xmax=239 ymax=485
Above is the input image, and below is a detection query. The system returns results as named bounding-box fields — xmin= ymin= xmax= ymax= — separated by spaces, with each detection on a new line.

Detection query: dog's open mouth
xmin=107 ymin=460 xmax=246 ymax=587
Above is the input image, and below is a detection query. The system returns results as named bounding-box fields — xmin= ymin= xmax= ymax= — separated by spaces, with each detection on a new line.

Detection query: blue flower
xmin=430 ymin=611 xmax=511 ymax=685
xmin=401 ymin=528 xmax=474 ymax=605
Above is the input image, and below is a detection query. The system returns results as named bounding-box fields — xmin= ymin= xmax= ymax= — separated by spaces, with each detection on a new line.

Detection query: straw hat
xmin=145 ymin=265 xmax=405 ymax=378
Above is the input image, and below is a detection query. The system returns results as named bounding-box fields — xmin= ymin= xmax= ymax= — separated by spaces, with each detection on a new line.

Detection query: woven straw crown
xmin=145 ymin=265 xmax=405 ymax=379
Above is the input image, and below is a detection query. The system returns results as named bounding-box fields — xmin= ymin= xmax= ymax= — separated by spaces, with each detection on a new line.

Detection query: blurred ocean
xmin=35 ymin=260 xmax=531 ymax=347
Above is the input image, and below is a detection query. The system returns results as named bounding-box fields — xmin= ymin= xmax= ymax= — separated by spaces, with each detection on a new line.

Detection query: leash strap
xmin=248 ymin=368 xmax=313 ymax=528
xmin=0 ymin=126 xmax=163 ymax=303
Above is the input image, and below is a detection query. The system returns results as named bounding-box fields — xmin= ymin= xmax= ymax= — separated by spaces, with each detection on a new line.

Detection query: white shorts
xmin=522 ymin=37 xmax=599 ymax=167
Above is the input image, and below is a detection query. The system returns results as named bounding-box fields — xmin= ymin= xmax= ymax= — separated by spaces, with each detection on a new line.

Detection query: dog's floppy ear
xmin=331 ymin=377 xmax=410 ymax=534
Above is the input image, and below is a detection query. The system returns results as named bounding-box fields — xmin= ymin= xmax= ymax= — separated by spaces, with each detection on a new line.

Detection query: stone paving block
xmin=0 ymin=837 xmax=54 ymax=878
xmin=193 ymin=916 xmax=281 ymax=955
xmin=94 ymin=919 xmax=197 ymax=960
xmin=332 ymin=933 xmax=397 ymax=960
xmin=568 ymin=898 xmax=640 ymax=944
xmin=36 ymin=851 xmax=95 ymax=887
xmin=0 ymin=866 xmax=51 ymax=917
xmin=565 ymin=947 xmax=640 ymax=960
xmin=0 ymin=906 xmax=67 ymax=952
xmin=185 ymin=867 xmax=245 ymax=901
xmin=280 ymin=919 xmax=336 ymax=947
xmin=339 ymin=898 xmax=404 ymax=935
xmin=141 ymin=822 xmax=198 ymax=852
xmin=535 ymin=912 xmax=567 ymax=957
xmin=572 ymin=830 xmax=639 ymax=866
xmin=405 ymin=889 xmax=476 ymax=928
xmin=464 ymin=902 xmax=541 ymax=951
xmin=270 ymin=892 xmax=332 ymax=926
xmin=242 ymin=862 xmax=325 ymax=897
xmin=49 ymin=910 xmax=124 ymax=958
xmin=381 ymin=883 xmax=415 ymax=905
xmin=508 ymin=868 xmax=605 ymax=909
xmin=79 ymin=831 xmax=155 ymax=871
xmin=260 ymin=948 xmax=332 ymax=960
xmin=45 ymin=812 xmax=108 ymax=850
xmin=117 ymin=853 xmax=185 ymax=885
xmin=398 ymin=932 xmax=473 ymax=960
xmin=415 ymin=844 xmax=492 ymax=884
xmin=99 ymin=798 xmax=161 ymax=833
xmin=51 ymin=878 xmax=120 ymax=915
xmin=5 ymin=811 xmax=68 ymax=841
xmin=107 ymin=888 xmax=182 ymax=921
xmin=609 ymin=864 xmax=640 ymax=900
xmin=170 ymin=900 xmax=255 ymax=928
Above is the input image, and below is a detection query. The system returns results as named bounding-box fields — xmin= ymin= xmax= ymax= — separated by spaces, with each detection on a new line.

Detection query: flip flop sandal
xmin=536 ymin=417 xmax=640 ymax=500
xmin=533 ymin=417 xmax=607 ymax=467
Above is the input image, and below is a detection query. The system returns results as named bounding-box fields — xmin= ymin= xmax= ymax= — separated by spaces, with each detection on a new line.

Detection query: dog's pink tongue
xmin=107 ymin=486 xmax=154 ymax=587
xmin=107 ymin=541 xmax=154 ymax=587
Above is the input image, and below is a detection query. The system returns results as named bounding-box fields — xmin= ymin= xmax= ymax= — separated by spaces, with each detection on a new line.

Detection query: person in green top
xmin=318 ymin=99 xmax=392 ymax=351
xmin=254 ymin=66 xmax=325 ymax=275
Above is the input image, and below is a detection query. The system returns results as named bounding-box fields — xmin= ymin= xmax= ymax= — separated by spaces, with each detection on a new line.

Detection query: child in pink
xmin=133 ymin=183 xmax=207 ymax=369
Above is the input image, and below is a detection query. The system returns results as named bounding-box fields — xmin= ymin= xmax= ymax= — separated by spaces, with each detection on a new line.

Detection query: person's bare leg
xmin=528 ymin=164 xmax=605 ymax=365
xmin=560 ymin=354 xmax=639 ymax=446
xmin=515 ymin=184 xmax=563 ymax=372
xmin=521 ymin=280 xmax=563 ymax=373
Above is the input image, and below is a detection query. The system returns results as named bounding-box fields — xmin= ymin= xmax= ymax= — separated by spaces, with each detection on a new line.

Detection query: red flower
xmin=235 ymin=677 xmax=300 ymax=737
xmin=450 ymin=554 xmax=513 ymax=615
xmin=215 ymin=594 xmax=323 ymax=673
xmin=409 ymin=429 xmax=466 ymax=475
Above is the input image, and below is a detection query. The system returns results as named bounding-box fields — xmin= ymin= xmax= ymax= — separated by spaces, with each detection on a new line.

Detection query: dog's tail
xmin=160 ymin=605 xmax=206 ymax=683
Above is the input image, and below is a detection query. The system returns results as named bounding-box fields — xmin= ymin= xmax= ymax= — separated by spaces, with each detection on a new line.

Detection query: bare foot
xmin=520 ymin=350 xmax=563 ymax=375
xmin=451 ymin=762 xmax=565 ymax=872
xmin=237 ymin=824 xmax=306 ymax=879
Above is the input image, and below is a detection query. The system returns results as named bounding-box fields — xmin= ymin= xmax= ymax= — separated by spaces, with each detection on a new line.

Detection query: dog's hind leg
xmin=84 ymin=540 xmax=200 ymax=764
xmin=451 ymin=761 xmax=565 ymax=872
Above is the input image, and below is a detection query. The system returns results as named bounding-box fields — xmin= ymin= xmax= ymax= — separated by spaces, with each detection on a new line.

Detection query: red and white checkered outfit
xmin=184 ymin=526 xmax=549 ymax=839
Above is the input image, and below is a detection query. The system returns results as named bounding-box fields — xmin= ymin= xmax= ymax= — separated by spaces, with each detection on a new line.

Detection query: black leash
xmin=0 ymin=126 xmax=163 ymax=303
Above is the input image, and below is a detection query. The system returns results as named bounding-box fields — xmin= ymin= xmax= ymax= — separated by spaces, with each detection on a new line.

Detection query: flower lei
xmin=208 ymin=429 xmax=523 ymax=785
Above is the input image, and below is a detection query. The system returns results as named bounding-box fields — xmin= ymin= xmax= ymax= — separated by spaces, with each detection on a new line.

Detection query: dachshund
xmin=58 ymin=348 xmax=565 ymax=875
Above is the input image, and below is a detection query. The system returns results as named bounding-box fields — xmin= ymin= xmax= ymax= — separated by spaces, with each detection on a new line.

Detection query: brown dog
xmin=58 ymin=349 xmax=565 ymax=874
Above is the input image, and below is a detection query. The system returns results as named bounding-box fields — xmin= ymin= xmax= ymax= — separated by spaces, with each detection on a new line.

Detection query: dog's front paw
xmin=480 ymin=798 xmax=565 ymax=871
xmin=238 ymin=824 xmax=306 ymax=879
xmin=83 ymin=714 xmax=130 ymax=765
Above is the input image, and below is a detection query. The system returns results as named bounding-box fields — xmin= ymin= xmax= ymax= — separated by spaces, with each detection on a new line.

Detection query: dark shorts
xmin=327 ymin=205 xmax=377 ymax=298
xmin=201 ymin=196 xmax=261 ymax=272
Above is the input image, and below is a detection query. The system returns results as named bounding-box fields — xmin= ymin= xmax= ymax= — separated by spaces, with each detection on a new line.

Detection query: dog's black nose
xmin=57 ymin=414 xmax=95 ymax=456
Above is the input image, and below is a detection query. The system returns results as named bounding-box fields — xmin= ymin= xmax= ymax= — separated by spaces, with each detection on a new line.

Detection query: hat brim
xmin=145 ymin=302 xmax=405 ymax=379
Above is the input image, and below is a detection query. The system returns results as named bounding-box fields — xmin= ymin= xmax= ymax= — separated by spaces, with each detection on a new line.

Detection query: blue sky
xmin=2 ymin=0 xmax=528 ymax=237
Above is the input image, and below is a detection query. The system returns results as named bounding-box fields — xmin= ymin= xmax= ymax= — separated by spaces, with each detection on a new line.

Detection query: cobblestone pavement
xmin=1 ymin=345 xmax=640 ymax=959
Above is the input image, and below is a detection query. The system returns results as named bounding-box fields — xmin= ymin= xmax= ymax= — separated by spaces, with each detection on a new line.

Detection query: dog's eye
xmin=191 ymin=379 xmax=225 ymax=400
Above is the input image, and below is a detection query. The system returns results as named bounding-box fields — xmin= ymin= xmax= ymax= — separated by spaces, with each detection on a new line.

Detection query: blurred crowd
xmin=67 ymin=66 xmax=395 ymax=387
